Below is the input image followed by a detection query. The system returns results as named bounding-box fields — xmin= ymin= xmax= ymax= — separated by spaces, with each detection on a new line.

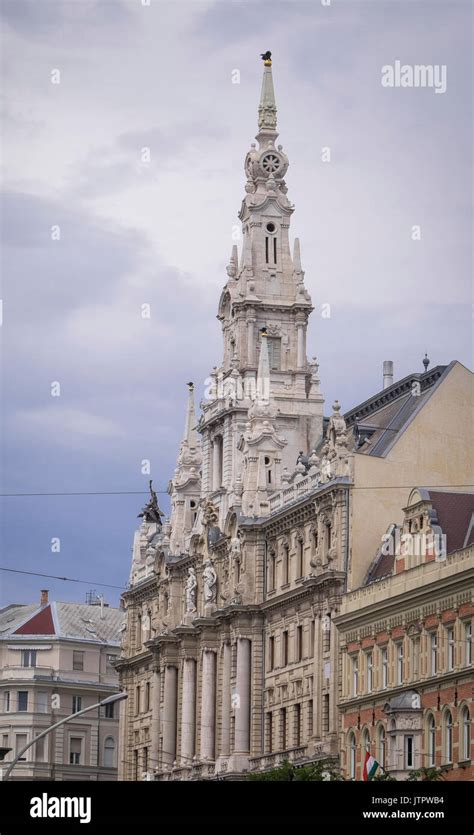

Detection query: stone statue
xmin=138 ymin=480 xmax=165 ymax=526
xmin=185 ymin=567 xmax=197 ymax=613
xmin=203 ymin=559 xmax=217 ymax=604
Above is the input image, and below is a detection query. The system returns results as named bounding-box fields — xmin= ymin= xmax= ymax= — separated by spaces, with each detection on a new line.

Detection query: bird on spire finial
xmin=260 ymin=50 xmax=272 ymax=66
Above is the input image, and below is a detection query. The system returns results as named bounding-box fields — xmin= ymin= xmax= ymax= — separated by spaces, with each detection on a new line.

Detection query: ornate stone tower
xmin=199 ymin=53 xmax=324 ymax=525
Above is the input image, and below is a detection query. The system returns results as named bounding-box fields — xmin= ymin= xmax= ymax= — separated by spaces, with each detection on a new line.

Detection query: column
xmin=234 ymin=638 xmax=251 ymax=754
xmin=162 ymin=665 xmax=177 ymax=767
xmin=150 ymin=668 xmax=161 ymax=771
xmin=200 ymin=650 xmax=217 ymax=760
xmin=296 ymin=324 xmax=304 ymax=369
xmin=221 ymin=643 xmax=231 ymax=757
xmin=181 ymin=658 xmax=196 ymax=765
xmin=247 ymin=318 xmax=255 ymax=366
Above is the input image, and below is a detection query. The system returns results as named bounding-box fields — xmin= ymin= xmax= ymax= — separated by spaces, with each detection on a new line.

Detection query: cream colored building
xmin=117 ymin=56 xmax=473 ymax=780
xmin=0 ymin=591 xmax=122 ymax=781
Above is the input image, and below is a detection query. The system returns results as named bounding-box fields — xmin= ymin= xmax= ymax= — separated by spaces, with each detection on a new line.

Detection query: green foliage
xmin=406 ymin=767 xmax=445 ymax=782
xmin=371 ymin=771 xmax=397 ymax=781
xmin=248 ymin=759 xmax=344 ymax=781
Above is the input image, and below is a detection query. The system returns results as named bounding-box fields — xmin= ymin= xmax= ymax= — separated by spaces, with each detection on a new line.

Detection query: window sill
xmin=457 ymin=759 xmax=471 ymax=768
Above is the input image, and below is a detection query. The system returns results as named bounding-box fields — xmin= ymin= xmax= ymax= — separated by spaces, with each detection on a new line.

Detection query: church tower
xmin=199 ymin=53 xmax=324 ymax=525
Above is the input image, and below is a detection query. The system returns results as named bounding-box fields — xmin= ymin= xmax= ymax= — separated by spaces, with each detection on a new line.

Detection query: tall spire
xmin=258 ymin=51 xmax=277 ymax=135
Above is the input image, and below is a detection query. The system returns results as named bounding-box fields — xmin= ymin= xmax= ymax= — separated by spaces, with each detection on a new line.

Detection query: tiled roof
xmin=427 ymin=490 xmax=474 ymax=553
xmin=0 ymin=601 xmax=122 ymax=644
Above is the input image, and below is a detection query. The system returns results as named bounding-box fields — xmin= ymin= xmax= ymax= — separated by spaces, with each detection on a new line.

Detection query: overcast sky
xmin=1 ymin=0 xmax=472 ymax=608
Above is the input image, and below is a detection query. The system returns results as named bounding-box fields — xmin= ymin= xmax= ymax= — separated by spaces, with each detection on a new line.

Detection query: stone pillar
xmin=181 ymin=658 xmax=196 ymax=765
xmin=247 ymin=318 xmax=255 ymax=366
xmin=296 ymin=324 xmax=304 ymax=369
xmin=162 ymin=665 xmax=177 ymax=767
xmin=234 ymin=638 xmax=251 ymax=754
xmin=150 ymin=668 xmax=161 ymax=771
xmin=200 ymin=650 xmax=217 ymax=760
xmin=221 ymin=643 xmax=231 ymax=757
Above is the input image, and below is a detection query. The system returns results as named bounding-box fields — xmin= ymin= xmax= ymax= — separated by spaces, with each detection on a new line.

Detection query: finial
xmin=187 ymin=381 xmax=194 ymax=392
xmin=423 ymin=353 xmax=430 ymax=371
xmin=260 ymin=50 xmax=272 ymax=66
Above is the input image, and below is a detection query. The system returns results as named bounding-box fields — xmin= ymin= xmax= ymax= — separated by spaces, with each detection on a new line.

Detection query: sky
xmin=1 ymin=0 xmax=472 ymax=609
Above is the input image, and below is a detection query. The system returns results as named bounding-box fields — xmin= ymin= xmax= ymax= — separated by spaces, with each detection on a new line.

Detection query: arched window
xmin=362 ymin=728 xmax=370 ymax=755
xmin=427 ymin=713 xmax=436 ymax=767
xmin=461 ymin=706 xmax=470 ymax=761
xmin=104 ymin=736 xmax=115 ymax=768
xmin=443 ymin=710 xmax=453 ymax=763
xmin=377 ymin=725 xmax=386 ymax=769
xmin=348 ymin=732 xmax=356 ymax=780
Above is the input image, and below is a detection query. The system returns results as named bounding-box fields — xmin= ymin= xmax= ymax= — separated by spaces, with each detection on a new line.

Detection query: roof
xmin=0 ymin=601 xmax=123 ymax=644
xmin=364 ymin=490 xmax=474 ymax=585
xmin=344 ymin=364 xmax=450 ymax=457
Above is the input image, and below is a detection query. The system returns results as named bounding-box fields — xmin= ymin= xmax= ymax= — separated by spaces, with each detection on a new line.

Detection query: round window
xmin=261 ymin=153 xmax=281 ymax=174
xmin=266 ymin=222 xmax=276 ymax=234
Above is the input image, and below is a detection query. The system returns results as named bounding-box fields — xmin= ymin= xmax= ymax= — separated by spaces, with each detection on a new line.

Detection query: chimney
xmin=40 ymin=589 xmax=49 ymax=606
xmin=383 ymin=360 xmax=394 ymax=390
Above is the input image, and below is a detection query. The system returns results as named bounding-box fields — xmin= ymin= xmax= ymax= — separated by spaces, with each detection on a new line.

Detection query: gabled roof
xmin=0 ymin=601 xmax=122 ymax=644
xmin=344 ymin=364 xmax=450 ymax=457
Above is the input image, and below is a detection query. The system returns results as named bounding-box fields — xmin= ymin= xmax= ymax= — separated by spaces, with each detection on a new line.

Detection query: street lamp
xmin=1 ymin=691 xmax=128 ymax=781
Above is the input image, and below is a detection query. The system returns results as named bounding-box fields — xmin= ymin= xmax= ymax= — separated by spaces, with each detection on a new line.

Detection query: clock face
xmin=261 ymin=152 xmax=281 ymax=174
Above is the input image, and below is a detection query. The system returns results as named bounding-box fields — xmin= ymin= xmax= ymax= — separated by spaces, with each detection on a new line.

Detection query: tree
xmin=406 ymin=767 xmax=445 ymax=782
xmin=248 ymin=759 xmax=344 ymax=781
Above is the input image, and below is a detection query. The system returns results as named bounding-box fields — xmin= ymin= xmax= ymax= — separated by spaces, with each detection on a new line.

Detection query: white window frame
xmin=397 ymin=642 xmax=404 ymax=685
xmin=447 ymin=627 xmax=455 ymax=671
xmin=430 ymin=632 xmax=438 ymax=675
xmin=381 ymin=647 xmax=388 ymax=689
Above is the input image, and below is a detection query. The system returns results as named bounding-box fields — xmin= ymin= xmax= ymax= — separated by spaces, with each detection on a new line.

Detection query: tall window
xmin=35 ymin=735 xmax=45 ymax=762
xmin=4 ymin=691 xmax=10 ymax=712
xmin=444 ymin=711 xmax=453 ymax=763
xmin=427 ymin=714 xmax=436 ymax=766
xmin=294 ymin=704 xmax=301 ymax=747
xmin=268 ymin=636 xmax=275 ymax=671
xmin=266 ymin=712 xmax=273 ymax=753
xmin=17 ymin=691 xmax=28 ymax=712
xmin=378 ymin=725 xmax=386 ymax=769
xmin=267 ymin=337 xmax=281 ymax=371
xmin=362 ymin=728 xmax=370 ymax=755
xmin=296 ymin=539 xmax=304 ymax=578
xmin=397 ymin=642 xmax=404 ymax=685
xmin=104 ymin=737 xmax=115 ymax=768
xmin=269 ymin=551 xmax=276 ymax=591
xmin=143 ymin=746 xmax=148 ymax=774
xmin=310 ymin=620 xmax=315 ymax=657
xmin=36 ymin=692 xmax=48 ymax=713
xmin=145 ymin=682 xmax=150 ymax=712
xmin=447 ymin=627 xmax=455 ymax=671
xmin=15 ymin=733 xmax=27 ymax=760
xmin=381 ymin=647 xmax=388 ymax=689
xmin=461 ymin=706 xmax=470 ymax=761
xmin=69 ymin=737 xmax=82 ymax=765
xmin=280 ymin=707 xmax=287 ymax=750
xmin=21 ymin=650 xmax=37 ymax=668
xmin=135 ymin=686 xmax=140 ymax=716
xmin=349 ymin=732 xmax=356 ymax=780
xmin=430 ymin=632 xmax=438 ymax=675
xmin=367 ymin=652 xmax=373 ymax=693
xmin=308 ymin=700 xmax=313 ymax=738
xmin=73 ymin=651 xmax=84 ymax=671
xmin=405 ymin=735 xmax=414 ymax=769
xmin=465 ymin=621 xmax=472 ymax=666
xmin=72 ymin=695 xmax=82 ymax=713
xmin=352 ymin=655 xmax=359 ymax=696
xmin=282 ymin=545 xmax=289 ymax=585
xmin=134 ymin=749 xmax=139 ymax=780
xmin=282 ymin=631 xmax=288 ymax=666
xmin=322 ymin=693 xmax=330 ymax=734
xmin=296 ymin=625 xmax=303 ymax=662
xmin=411 ymin=637 xmax=420 ymax=679
xmin=326 ymin=523 xmax=332 ymax=554
xmin=105 ymin=701 xmax=115 ymax=719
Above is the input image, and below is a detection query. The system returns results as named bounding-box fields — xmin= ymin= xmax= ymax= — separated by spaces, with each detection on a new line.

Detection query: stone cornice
xmin=338 ymin=668 xmax=474 ymax=711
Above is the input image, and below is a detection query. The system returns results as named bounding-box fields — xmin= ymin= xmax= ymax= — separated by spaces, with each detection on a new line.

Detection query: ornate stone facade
xmin=116 ymin=57 xmax=473 ymax=781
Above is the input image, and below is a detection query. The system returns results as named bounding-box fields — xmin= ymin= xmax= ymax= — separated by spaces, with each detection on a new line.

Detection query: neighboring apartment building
xmin=116 ymin=55 xmax=473 ymax=781
xmin=336 ymin=489 xmax=473 ymax=781
xmin=0 ymin=591 xmax=123 ymax=780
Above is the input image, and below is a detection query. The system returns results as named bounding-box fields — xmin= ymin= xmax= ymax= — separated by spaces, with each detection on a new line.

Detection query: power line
xmin=1 ymin=484 xmax=473 ymax=498
xmin=0 ymin=567 xmax=125 ymax=591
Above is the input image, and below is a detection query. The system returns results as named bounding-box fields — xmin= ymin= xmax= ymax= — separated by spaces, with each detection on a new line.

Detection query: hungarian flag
xmin=363 ymin=751 xmax=379 ymax=781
